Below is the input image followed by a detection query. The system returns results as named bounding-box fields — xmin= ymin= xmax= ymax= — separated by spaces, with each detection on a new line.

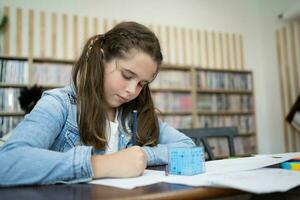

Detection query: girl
xmin=0 ymin=21 xmax=195 ymax=186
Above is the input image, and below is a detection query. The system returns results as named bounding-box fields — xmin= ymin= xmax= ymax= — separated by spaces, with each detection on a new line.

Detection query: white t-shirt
xmin=105 ymin=111 xmax=119 ymax=154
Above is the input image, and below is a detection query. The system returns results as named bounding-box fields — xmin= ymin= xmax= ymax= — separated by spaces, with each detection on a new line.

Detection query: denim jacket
xmin=0 ymin=86 xmax=195 ymax=186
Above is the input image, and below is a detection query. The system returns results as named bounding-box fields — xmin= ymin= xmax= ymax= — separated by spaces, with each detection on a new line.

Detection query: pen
xmin=132 ymin=110 xmax=137 ymax=146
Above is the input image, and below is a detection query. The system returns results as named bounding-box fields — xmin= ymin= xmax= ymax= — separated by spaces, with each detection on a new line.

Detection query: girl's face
xmin=104 ymin=51 xmax=158 ymax=109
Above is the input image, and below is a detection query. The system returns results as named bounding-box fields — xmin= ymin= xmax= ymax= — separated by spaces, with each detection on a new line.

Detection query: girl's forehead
xmin=119 ymin=52 xmax=158 ymax=80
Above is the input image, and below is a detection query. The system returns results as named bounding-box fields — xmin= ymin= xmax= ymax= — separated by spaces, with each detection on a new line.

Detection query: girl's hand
xmin=91 ymin=146 xmax=147 ymax=178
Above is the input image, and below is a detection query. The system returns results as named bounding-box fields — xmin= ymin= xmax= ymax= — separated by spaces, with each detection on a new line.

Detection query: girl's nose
xmin=125 ymin=80 xmax=138 ymax=95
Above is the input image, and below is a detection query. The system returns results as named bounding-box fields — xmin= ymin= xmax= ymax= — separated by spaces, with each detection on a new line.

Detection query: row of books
xmin=0 ymin=88 xmax=22 ymax=112
xmin=208 ymin=136 xmax=256 ymax=158
xmin=152 ymin=92 xmax=192 ymax=112
xmin=0 ymin=60 xmax=29 ymax=84
xmin=160 ymin=115 xmax=193 ymax=129
xmin=234 ymin=136 xmax=256 ymax=155
xmin=197 ymin=94 xmax=254 ymax=112
xmin=159 ymin=114 xmax=255 ymax=133
xmin=196 ymin=71 xmax=252 ymax=90
xmin=31 ymin=63 xmax=72 ymax=86
xmin=151 ymin=70 xmax=191 ymax=89
xmin=197 ymin=115 xmax=255 ymax=133
xmin=0 ymin=116 xmax=23 ymax=137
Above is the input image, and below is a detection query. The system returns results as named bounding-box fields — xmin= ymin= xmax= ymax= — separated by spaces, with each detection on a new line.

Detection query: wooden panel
xmin=289 ymin=22 xmax=299 ymax=150
xmin=112 ymin=19 xmax=118 ymax=26
xmin=16 ymin=8 xmax=22 ymax=56
xmin=219 ymin=32 xmax=224 ymax=69
xmin=83 ymin=16 xmax=89 ymax=44
xmin=212 ymin=31 xmax=217 ymax=68
xmin=191 ymin=67 xmax=197 ymax=127
xmin=283 ymin=26 xmax=294 ymax=152
xmin=51 ymin=13 xmax=57 ymax=58
xmin=28 ymin=9 xmax=34 ymax=57
xmin=103 ymin=18 xmax=108 ymax=32
xmin=40 ymin=11 xmax=46 ymax=57
xmin=196 ymin=30 xmax=202 ymax=67
xmin=232 ymin=34 xmax=238 ymax=70
xmin=93 ymin=17 xmax=98 ymax=35
xmin=189 ymin=29 xmax=194 ymax=66
xmin=276 ymin=30 xmax=289 ymax=151
xmin=73 ymin=15 xmax=78 ymax=59
xmin=225 ymin=33 xmax=231 ymax=69
xmin=62 ymin=14 xmax=68 ymax=59
xmin=239 ymin=34 xmax=245 ymax=69
xmin=3 ymin=6 xmax=10 ymax=55
xmin=165 ymin=26 xmax=171 ymax=63
xmin=204 ymin=30 xmax=209 ymax=67
xmin=157 ymin=25 xmax=162 ymax=50
xmin=181 ymin=28 xmax=187 ymax=65
xmin=174 ymin=27 xmax=179 ymax=65
xmin=148 ymin=24 xmax=154 ymax=32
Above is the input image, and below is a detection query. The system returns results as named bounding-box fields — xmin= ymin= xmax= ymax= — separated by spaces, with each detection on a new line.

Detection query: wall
xmin=1 ymin=0 xmax=299 ymax=153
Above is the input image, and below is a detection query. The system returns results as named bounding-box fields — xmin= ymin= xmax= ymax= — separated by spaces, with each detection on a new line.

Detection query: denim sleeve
xmin=0 ymin=90 xmax=93 ymax=186
xmin=142 ymin=121 xmax=195 ymax=166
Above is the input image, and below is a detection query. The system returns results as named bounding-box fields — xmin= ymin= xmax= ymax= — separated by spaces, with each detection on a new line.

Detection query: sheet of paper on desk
xmin=165 ymin=168 xmax=300 ymax=193
xmin=204 ymin=152 xmax=299 ymax=174
xmin=89 ymin=170 xmax=166 ymax=189
xmin=204 ymin=168 xmax=300 ymax=194
xmin=88 ymin=152 xmax=300 ymax=193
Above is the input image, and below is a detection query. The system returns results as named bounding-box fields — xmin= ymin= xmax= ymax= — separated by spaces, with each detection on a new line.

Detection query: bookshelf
xmin=0 ymin=55 xmax=73 ymax=137
xmin=0 ymin=56 xmax=256 ymax=157
xmin=151 ymin=64 xmax=256 ymax=157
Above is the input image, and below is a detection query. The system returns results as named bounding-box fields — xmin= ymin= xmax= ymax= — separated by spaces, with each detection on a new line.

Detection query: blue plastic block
xmin=168 ymin=147 xmax=205 ymax=175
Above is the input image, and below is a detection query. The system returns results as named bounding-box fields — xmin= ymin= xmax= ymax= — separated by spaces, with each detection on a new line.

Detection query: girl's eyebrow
xmin=123 ymin=68 xmax=137 ymax=76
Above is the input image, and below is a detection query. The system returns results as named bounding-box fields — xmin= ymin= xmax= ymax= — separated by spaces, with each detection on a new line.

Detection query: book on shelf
xmin=0 ymin=59 xmax=29 ymax=84
xmin=196 ymin=71 xmax=252 ymax=90
xmin=151 ymin=70 xmax=191 ymax=89
xmin=0 ymin=116 xmax=23 ymax=137
xmin=152 ymin=92 xmax=192 ymax=112
xmin=31 ymin=62 xmax=72 ymax=86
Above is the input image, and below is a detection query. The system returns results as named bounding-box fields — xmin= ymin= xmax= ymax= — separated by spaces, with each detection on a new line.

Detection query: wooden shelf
xmin=197 ymin=89 xmax=253 ymax=94
xmin=195 ymin=67 xmax=252 ymax=74
xmin=151 ymin=87 xmax=192 ymax=92
xmin=157 ymin=111 xmax=192 ymax=115
xmin=0 ymin=111 xmax=25 ymax=116
xmin=197 ymin=111 xmax=254 ymax=115
xmin=237 ymin=132 xmax=256 ymax=137
xmin=0 ymin=83 xmax=64 ymax=89
xmin=0 ymin=55 xmax=28 ymax=61
xmin=33 ymin=57 xmax=75 ymax=64
xmin=0 ymin=83 xmax=28 ymax=88
xmin=39 ymin=84 xmax=65 ymax=89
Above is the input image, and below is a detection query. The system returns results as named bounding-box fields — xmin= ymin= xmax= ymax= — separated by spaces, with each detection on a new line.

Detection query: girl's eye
xmin=121 ymin=72 xmax=132 ymax=80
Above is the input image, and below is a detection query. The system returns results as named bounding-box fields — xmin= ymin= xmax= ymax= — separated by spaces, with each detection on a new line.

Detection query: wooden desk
xmin=0 ymin=183 xmax=245 ymax=200
xmin=1 ymin=183 xmax=300 ymax=200
xmin=1 ymin=166 xmax=299 ymax=200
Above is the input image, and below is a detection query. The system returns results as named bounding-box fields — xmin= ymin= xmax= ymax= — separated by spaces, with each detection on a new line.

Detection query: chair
xmin=178 ymin=127 xmax=238 ymax=160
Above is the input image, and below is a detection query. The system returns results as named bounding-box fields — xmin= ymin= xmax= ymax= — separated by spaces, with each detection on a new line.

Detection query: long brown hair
xmin=72 ymin=22 xmax=163 ymax=149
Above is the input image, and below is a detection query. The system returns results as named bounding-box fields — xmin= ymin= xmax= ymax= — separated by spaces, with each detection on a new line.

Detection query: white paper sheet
xmin=89 ymin=170 xmax=165 ymax=189
xmin=88 ymin=152 xmax=300 ymax=194
xmin=204 ymin=152 xmax=299 ymax=174
xmin=205 ymin=168 xmax=300 ymax=194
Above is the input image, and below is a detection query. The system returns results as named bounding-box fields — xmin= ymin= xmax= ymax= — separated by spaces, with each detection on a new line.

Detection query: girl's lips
xmin=117 ymin=95 xmax=128 ymax=103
